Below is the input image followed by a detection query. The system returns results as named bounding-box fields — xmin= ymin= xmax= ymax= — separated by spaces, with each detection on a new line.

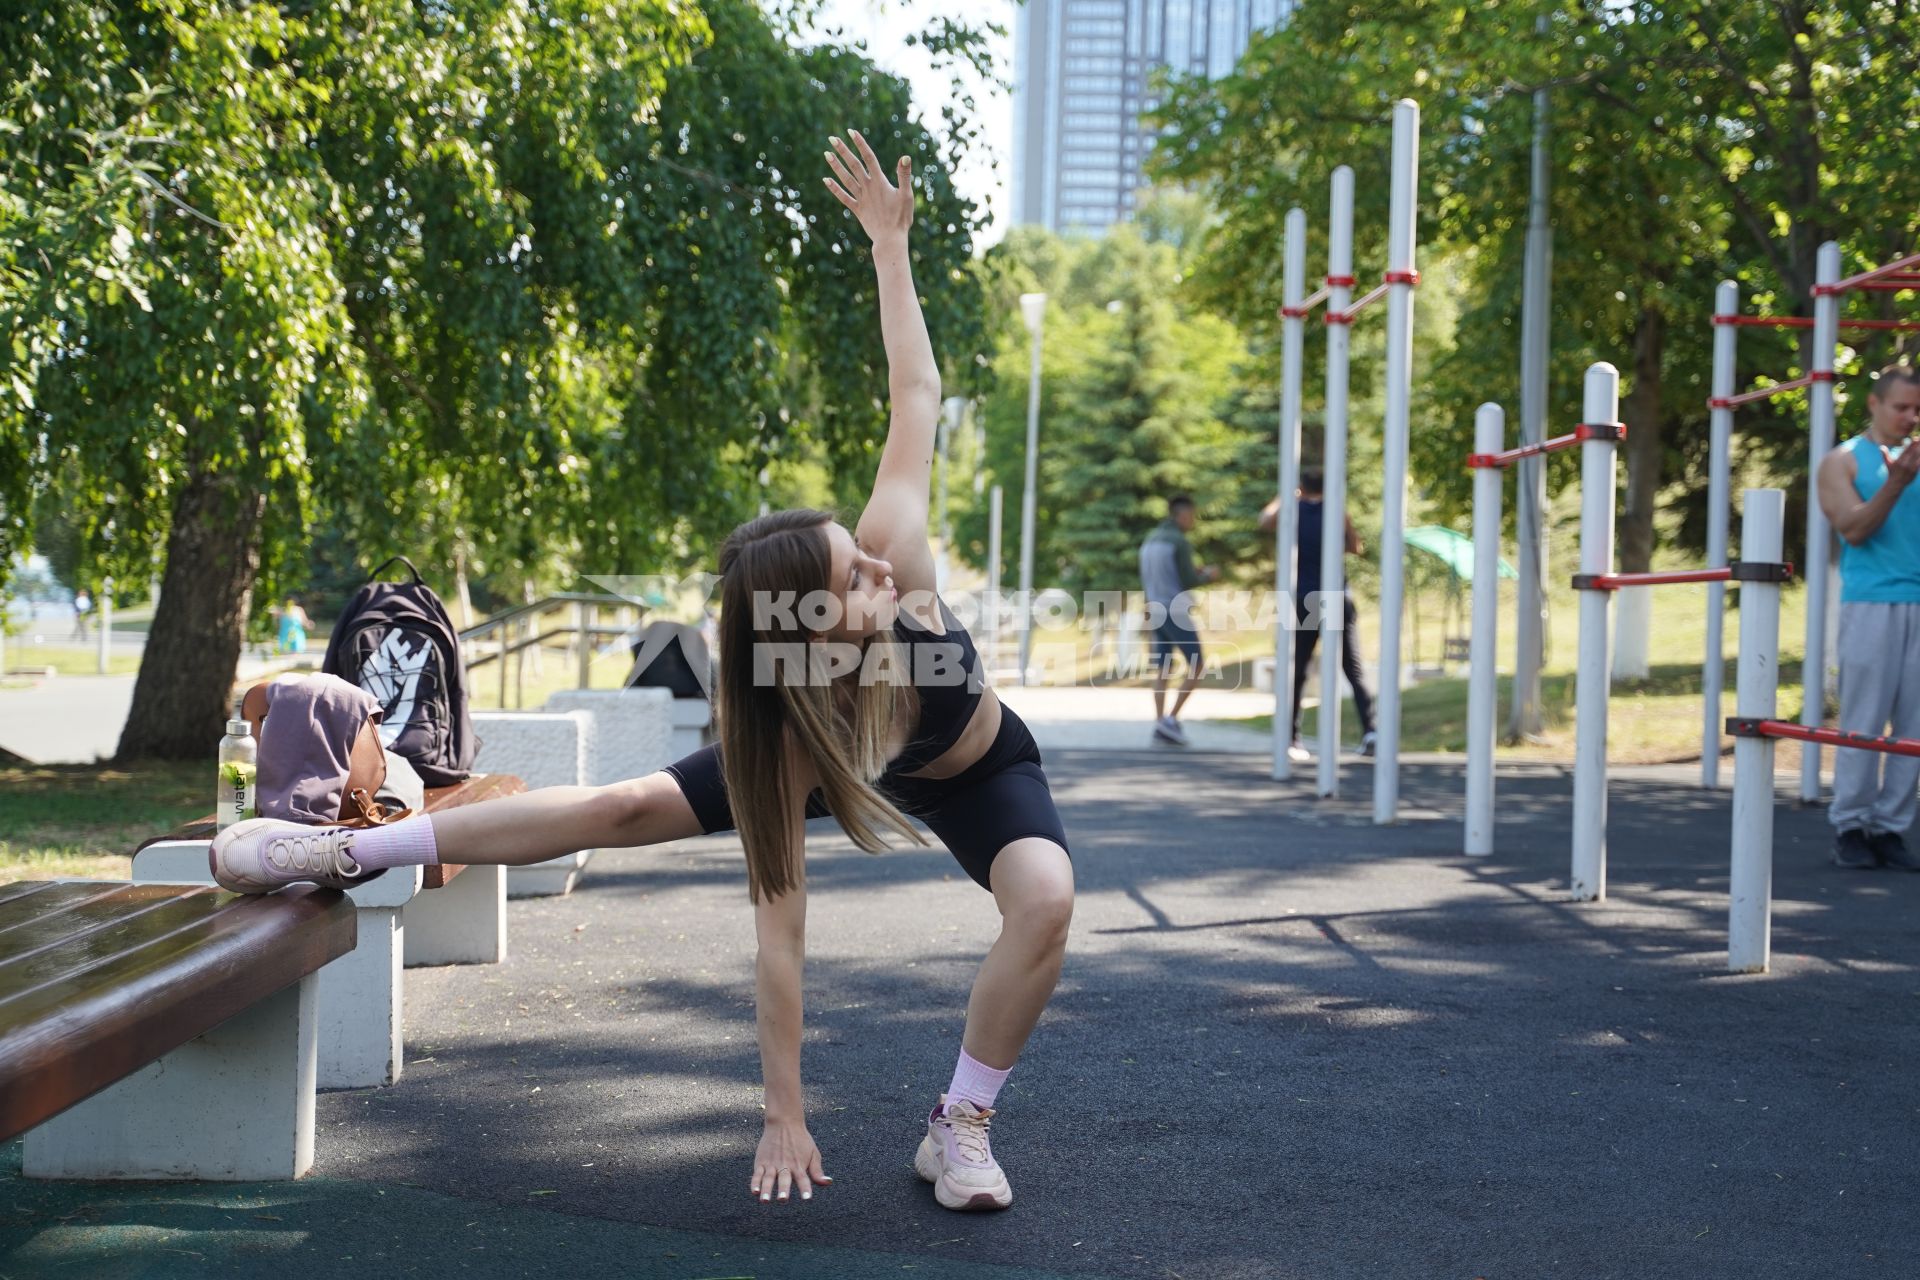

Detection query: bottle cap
xmin=227 ymin=719 xmax=251 ymax=736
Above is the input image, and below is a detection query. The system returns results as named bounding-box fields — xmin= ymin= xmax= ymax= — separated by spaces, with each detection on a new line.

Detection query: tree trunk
xmin=1613 ymin=300 xmax=1666 ymax=681
xmin=114 ymin=463 xmax=266 ymax=761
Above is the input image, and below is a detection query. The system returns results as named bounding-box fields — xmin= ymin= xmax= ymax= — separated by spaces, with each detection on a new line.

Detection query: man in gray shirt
xmin=1139 ymin=494 xmax=1218 ymax=744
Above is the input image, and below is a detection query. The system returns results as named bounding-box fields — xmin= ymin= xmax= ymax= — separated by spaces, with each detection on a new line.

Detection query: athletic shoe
xmin=211 ymin=818 xmax=371 ymax=894
xmin=1359 ymin=731 xmax=1377 ymax=758
xmin=1155 ymin=715 xmax=1190 ymax=746
xmin=914 ymin=1097 xmax=1012 ymax=1211
xmin=1869 ymin=830 xmax=1920 ymax=871
xmin=1287 ymin=738 xmax=1312 ymax=764
xmin=1831 ymin=827 xmax=1877 ymax=870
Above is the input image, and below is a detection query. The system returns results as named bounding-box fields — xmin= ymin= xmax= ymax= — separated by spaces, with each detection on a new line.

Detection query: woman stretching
xmin=211 ymin=131 xmax=1074 ymax=1214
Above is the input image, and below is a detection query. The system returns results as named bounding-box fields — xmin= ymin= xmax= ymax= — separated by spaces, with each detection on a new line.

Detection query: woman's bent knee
xmin=598 ymin=772 xmax=704 ymax=848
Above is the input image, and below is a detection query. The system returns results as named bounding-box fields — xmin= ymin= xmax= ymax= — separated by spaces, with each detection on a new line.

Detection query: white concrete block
xmin=24 ymin=973 xmax=320 ymax=1181
xmin=133 ymin=843 xmax=419 ymax=1089
xmin=472 ymin=711 xmax=591 ymax=789
xmin=543 ymin=687 xmax=676 ymax=784
xmin=474 ymin=710 xmax=597 ymax=898
xmin=668 ymin=697 xmax=714 ymax=761
xmin=404 ymin=863 xmax=507 ymax=966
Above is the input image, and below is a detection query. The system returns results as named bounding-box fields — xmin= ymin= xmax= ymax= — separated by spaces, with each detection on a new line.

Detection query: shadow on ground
xmin=4 ymin=753 xmax=1916 ymax=1279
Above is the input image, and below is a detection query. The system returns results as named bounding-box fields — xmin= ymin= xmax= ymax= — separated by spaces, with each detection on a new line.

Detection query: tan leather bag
xmin=242 ymin=676 xmax=414 ymax=828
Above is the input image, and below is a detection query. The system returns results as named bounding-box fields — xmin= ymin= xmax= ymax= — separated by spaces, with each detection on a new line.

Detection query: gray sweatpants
xmin=1830 ymin=601 xmax=1920 ymax=833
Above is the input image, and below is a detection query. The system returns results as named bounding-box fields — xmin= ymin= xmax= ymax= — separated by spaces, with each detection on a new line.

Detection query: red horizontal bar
xmin=1328 ymin=282 xmax=1390 ymax=324
xmin=1280 ymin=285 xmax=1332 ymax=320
xmin=1709 ymin=373 xmax=1820 ymax=409
xmin=1714 ymin=314 xmax=1814 ymax=328
xmin=1715 ymin=313 xmax=1920 ymax=330
xmin=1477 ymin=431 xmax=1584 ymax=465
xmin=1739 ymin=719 xmax=1920 ymax=760
xmin=1818 ymin=252 xmax=1920 ymax=296
xmin=1593 ymin=568 xmax=1733 ymax=588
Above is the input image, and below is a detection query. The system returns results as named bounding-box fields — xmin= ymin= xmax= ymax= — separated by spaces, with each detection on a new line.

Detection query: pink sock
xmin=348 ymin=816 xmax=440 ymax=870
xmin=945 ymin=1048 xmax=1012 ymax=1112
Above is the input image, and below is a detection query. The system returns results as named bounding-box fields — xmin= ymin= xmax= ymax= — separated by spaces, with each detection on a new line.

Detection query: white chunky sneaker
xmin=211 ymin=818 xmax=370 ymax=894
xmin=914 ymin=1096 xmax=1013 ymax=1211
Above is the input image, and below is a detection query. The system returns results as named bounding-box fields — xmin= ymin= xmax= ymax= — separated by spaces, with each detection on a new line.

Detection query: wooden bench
xmin=130 ymin=773 xmax=526 ymax=1090
xmin=0 ymin=879 xmax=355 ymax=1179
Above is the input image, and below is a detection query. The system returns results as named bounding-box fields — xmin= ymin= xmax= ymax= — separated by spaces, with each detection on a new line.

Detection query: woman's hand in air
xmin=824 ymin=129 xmax=915 ymax=243
xmin=751 ymin=1117 xmax=832 ymax=1204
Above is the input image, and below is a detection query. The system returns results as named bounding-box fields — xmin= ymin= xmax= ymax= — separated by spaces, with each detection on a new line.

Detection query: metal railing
xmin=460 ymin=592 xmax=647 ymax=710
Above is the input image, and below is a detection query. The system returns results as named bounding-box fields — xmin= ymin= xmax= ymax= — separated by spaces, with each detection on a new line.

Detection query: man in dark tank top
xmin=1259 ymin=468 xmax=1376 ymax=762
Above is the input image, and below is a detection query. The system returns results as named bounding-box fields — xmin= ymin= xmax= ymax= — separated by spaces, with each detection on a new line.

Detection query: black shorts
xmin=1152 ymin=616 xmax=1203 ymax=668
xmin=662 ymin=704 xmax=1069 ymax=891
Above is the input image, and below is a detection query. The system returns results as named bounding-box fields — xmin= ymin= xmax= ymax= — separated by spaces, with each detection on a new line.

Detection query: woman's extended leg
xmin=211 ymin=771 xmax=707 ymax=892
xmin=428 ymin=772 xmax=704 ymax=866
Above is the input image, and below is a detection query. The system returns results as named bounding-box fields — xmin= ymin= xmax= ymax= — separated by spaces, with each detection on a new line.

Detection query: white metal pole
xmin=1018 ymin=295 xmax=1045 ymax=687
xmin=1729 ymin=486 xmax=1785 ymax=973
xmin=1274 ymin=207 xmax=1308 ymax=780
xmin=1704 ymin=281 xmax=1739 ymax=788
xmin=1317 ymin=167 xmax=1355 ymax=799
xmin=1373 ymin=98 xmax=1420 ymax=825
xmin=987 ymin=484 xmax=1004 ymax=682
xmin=1466 ymin=403 xmax=1504 ymax=856
xmin=1571 ymin=362 xmax=1620 ymax=902
xmin=1800 ymin=242 xmax=1841 ymax=801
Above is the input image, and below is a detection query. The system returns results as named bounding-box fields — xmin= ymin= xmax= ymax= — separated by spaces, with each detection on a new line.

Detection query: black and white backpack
xmin=322 ymin=555 xmax=476 ymax=788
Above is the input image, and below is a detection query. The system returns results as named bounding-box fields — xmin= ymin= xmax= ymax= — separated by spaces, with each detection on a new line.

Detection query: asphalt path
xmin=5 ymin=753 xmax=1918 ymax=1278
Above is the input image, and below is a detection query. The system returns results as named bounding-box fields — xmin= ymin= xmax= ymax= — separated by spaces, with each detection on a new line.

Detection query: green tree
xmin=2 ymin=0 xmax=990 ymax=759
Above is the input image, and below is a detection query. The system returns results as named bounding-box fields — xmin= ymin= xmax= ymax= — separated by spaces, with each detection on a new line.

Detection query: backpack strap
xmin=365 ymin=555 xmax=425 ymax=586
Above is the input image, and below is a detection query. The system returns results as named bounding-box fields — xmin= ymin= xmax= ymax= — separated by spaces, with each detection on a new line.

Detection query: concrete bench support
xmin=403 ymin=862 xmax=506 ymax=966
xmin=24 ymin=973 xmax=321 ymax=1180
xmin=133 ymin=843 xmax=422 ymax=1089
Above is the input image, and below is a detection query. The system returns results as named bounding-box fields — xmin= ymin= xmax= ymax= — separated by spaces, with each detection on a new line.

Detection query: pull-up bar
xmin=1573 ymin=562 xmax=1793 ymax=591
xmin=1702 ymin=246 xmax=1919 ymax=797
xmin=1466 ymin=422 xmax=1625 ymax=470
xmin=1729 ymin=718 xmax=1920 ymax=761
xmin=1267 ymin=99 xmax=1421 ymax=827
xmin=1817 ymin=251 xmax=1920 ymax=295
xmin=1713 ymin=313 xmax=1920 ymax=333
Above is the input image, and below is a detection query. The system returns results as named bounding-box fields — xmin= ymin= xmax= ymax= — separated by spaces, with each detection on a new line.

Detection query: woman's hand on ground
xmin=824 ymin=129 xmax=914 ymax=242
xmin=751 ymin=1118 xmax=831 ymax=1203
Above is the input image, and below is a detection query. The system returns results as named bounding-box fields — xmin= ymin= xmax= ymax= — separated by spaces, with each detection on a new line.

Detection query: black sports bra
xmin=881 ymin=596 xmax=985 ymax=775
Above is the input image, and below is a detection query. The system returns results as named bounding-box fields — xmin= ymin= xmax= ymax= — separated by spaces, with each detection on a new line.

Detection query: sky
xmin=802 ymin=0 xmax=1017 ymax=245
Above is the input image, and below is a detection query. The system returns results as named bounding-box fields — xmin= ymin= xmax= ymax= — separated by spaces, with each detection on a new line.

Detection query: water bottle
xmin=217 ymin=717 xmax=257 ymax=831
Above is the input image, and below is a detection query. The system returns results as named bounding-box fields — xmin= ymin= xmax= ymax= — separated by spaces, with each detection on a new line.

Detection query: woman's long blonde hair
xmin=716 ymin=510 xmax=924 ymax=902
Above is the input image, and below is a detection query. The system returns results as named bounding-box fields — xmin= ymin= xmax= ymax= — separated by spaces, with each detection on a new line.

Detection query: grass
xmin=1214 ymin=576 xmax=1817 ymax=765
xmin=0 ymin=761 xmax=207 ymax=884
xmin=4 ymin=645 xmax=144 ymax=677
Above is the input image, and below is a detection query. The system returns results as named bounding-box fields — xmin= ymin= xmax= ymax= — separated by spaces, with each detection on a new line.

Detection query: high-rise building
xmin=1012 ymin=0 xmax=1293 ymax=234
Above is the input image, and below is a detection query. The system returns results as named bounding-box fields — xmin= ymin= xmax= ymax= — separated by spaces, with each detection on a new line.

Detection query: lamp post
xmin=939 ymin=395 xmax=966 ymax=558
xmin=1018 ymin=292 xmax=1046 ymax=686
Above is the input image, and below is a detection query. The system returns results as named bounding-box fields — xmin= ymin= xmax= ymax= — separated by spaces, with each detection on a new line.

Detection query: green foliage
xmin=0 ymin=0 xmax=993 ymax=603
xmin=953 ymin=225 xmax=1273 ymax=592
xmin=1149 ymin=0 xmax=1920 ymax=556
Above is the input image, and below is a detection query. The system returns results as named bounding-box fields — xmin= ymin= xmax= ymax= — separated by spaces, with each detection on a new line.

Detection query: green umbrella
xmin=1403 ymin=525 xmax=1516 ymax=581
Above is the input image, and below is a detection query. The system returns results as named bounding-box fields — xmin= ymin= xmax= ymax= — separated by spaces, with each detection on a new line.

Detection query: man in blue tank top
xmin=1814 ymin=363 xmax=1920 ymax=870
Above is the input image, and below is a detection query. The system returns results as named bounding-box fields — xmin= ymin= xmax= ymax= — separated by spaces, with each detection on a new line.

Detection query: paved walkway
xmin=5 ymin=753 xmax=1915 ymax=1278
xmin=0 ymin=654 xmax=309 ymax=764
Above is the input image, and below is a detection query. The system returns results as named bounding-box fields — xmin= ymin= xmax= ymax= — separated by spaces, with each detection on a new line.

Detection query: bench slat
xmin=0 ymin=883 xmax=355 ymax=1140
xmin=0 ymin=884 xmax=228 ymax=974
